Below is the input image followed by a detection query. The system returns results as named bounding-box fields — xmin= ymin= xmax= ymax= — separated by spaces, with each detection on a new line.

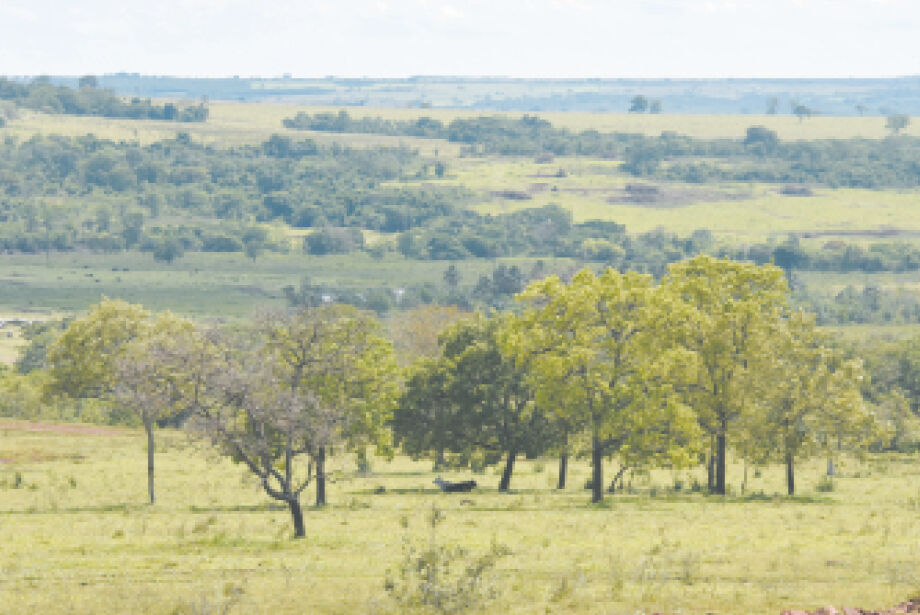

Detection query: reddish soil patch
xmin=0 ymin=419 xmax=128 ymax=437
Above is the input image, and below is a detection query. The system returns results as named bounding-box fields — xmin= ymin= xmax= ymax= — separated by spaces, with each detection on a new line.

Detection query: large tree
xmin=741 ymin=312 xmax=874 ymax=494
xmin=662 ymin=255 xmax=788 ymax=495
xmin=395 ymin=313 xmax=551 ymax=491
xmin=513 ymin=268 xmax=699 ymax=503
xmin=111 ymin=312 xmax=196 ymax=504
xmin=188 ymin=331 xmax=329 ymax=538
xmin=46 ymin=299 xmax=191 ymax=504
xmin=258 ymin=305 xmax=399 ymax=506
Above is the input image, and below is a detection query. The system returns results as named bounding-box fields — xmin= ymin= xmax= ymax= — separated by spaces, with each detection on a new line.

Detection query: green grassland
xmin=0 ymin=251 xmax=553 ymax=320
xmin=0 ymin=419 xmax=917 ymax=614
xmin=436 ymin=156 xmax=920 ymax=242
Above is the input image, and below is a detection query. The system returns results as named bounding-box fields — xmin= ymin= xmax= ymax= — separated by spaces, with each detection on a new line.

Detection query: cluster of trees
xmin=394 ymin=204 xmax=711 ymax=269
xmin=0 ymin=132 xmax=453 ymax=255
xmin=284 ymin=111 xmax=920 ymax=189
xmin=0 ymin=131 xmax=712 ymax=270
xmin=15 ymin=299 xmax=398 ymax=537
xmin=725 ymin=237 xmax=920 ymax=275
xmin=803 ymin=285 xmax=920 ymax=326
xmin=0 ymin=76 xmax=208 ymax=121
xmin=395 ymin=256 xmax=886 ymax=504
xmin=628 ymin=95 xmax=662 ymax=114
xmin=4 ymin=257 xmax=920 ymax=538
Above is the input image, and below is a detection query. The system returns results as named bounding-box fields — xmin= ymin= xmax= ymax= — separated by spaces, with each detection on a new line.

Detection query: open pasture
xmin=0 ymin=418 xmax=918 ymax=614
xmin=0 ymin=251 xmax=554 ymax=318
xmin=1 ymin=106 xmax=461 ymax=156
xmin=4 ymin=103 xmax=918 ymax=152
xmin=218 ymin=103 xmax=920 ymax=141
xmin=442 ymin=156 xmax=920 ymax=242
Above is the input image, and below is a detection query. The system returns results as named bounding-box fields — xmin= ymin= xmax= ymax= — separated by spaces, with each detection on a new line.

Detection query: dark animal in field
xmin=433 ymin=477 xmax=477 ymax=493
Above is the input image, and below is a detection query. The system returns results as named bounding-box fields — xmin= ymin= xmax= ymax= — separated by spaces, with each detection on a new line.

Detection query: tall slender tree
xmin=662 ymin=256 xmax=788 ymax=495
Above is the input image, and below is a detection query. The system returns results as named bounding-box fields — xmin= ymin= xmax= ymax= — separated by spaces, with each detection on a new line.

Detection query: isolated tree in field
xmin=629 ymin=95 xmax=649 ymax=113
xmin=662 ymin=256 xmax=788 ymax=495
xmin=740 ymin=312 xmax=873 ymax=494
xmin=649 ymin=99 xmax=662 ymax=114
xmin=791 ymin=102 xmax=814 ymax=122
xmin=46 ymin=299 xmax=192 ymax=504
xmin=259 ymin=305 xmax=399 ymax=506
xmin=153 ymin=235 xmax=184 ymax=264
xmin=189 ymin=333 xmax=330 ymax=538
xmin=112 ymin=313 xmax=196 ymax=504
xmin=886 ymin=114 xmax=910 ymax=135
xmin=513 ymin=268 xmax=700 ymax=503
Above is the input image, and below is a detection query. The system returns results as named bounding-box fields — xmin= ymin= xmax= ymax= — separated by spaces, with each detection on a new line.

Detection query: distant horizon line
xmin=5 ymin=74 xmax=920 ymax=82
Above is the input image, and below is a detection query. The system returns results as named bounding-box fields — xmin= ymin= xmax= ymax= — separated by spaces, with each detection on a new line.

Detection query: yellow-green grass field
xmin=1 ymin=418 xmax=918 ymax=614
xmin=0 ymin=106 xmax=461 ymax=157
xmin=436 ymin=156 xmax=920 ymax=242
xmin=3 ymin=103 xmax=917 ymax=151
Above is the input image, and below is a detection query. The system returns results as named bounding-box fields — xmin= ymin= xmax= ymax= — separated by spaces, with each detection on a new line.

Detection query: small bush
xmin=384 ymin=505 xmax=510 ymax=614
xmin=815 ymin=476 xmax=836 ymax=493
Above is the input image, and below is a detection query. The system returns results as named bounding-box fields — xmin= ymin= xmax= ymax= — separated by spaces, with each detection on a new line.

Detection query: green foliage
xmin=0 ymin=132 xmax=445 ymax=255
xmin=46 ymin=298 xmax=151 ymax=399
xmin=283 ymin=110 xmax=920 ymax=189
xmin=662 ymin=255 xmax=790 ymax=493
xmin=259 ymin=304 xmax=400 ymax=455
xmin=738 ymin=312 xmax=873 ymax=493
xmin=394 ymin=313 xmax=553 ymax=488
xmin=384 ymin=506 xmax=510 ymax=614
xmin=0 ymin=77 xmax=208 ymax=121
xmin=513 ymin=267 xmax=701 ymax=502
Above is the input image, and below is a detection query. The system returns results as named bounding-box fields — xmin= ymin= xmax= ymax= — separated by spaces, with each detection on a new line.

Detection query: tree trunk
xmin=607 ymin=465 xmax=628 ymax=493
xmin=315 ymin=446 xmax=326 ymax=507
xmin=288 ymin=497 xmax=305 ymax=538
xmin=786 ymin=451 xmax=795 ymax=496
xmin=498 ymin=449 xmax=516 ymax=492
xmin=715 ymin=423 xmax=727 ymax=495
xmin=706 ymin=435 xmax=715 ymax=492
xmin=434 ymin=447 xmax=446 ymax=471
xmin=591 ymin=437 xmax=603 ymax=504
xmin=557 ymin=453 xmax=568 ymax=490
xmin=145 ymin=420 xmax=155 ymax=505
xmin=742 ymin=460 xmax=748 ymax=494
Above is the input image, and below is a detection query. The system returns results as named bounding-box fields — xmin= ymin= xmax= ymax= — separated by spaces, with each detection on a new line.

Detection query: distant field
xmin=4 ymin=103 xmax=917 ymax=150
xmin=1 ymin=418 xmax=917 ymax=614
xmin=2 ymin=106 xmax=461 ymax=156
xmin=442 ymin=157 xmax=920 ymax=241
xmin=798 ymin=270 xmax=920 ymax=296
xmin=0 ymin=251 xmax=557 ymax=319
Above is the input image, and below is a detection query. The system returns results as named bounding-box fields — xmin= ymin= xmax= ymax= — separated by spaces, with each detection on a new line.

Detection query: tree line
xmin=0 ymin=77 xmax=208 ymax=122
xmin=283 ymin=111 xmax=920 ymax=189
xmin=3 ymin=255 xmax=917 ymax=537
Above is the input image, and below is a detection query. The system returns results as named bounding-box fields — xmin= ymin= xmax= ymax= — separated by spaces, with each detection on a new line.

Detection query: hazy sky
xmin=2 ymin=0 xmax=918 ymax=78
